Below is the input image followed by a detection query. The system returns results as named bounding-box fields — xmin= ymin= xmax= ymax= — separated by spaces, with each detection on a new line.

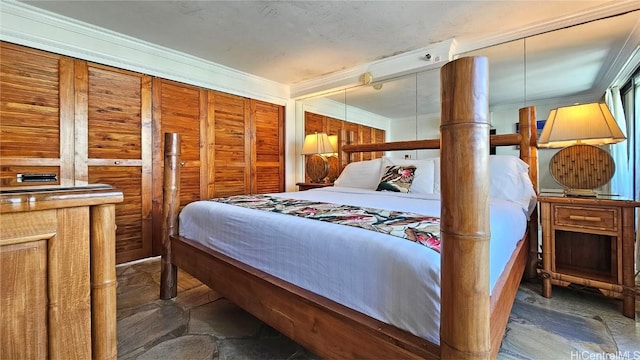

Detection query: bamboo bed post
xmin=160 ymin=132 xmax=181 ymax=300
xmin=518 ymin=106 xmax=539 ymax=279
xmin=440 ymin=56 xmax=491 ymax=360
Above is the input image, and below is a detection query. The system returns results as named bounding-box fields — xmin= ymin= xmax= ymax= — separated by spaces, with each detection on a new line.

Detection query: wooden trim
xmin=151 ymin=77 xmax=164 ymax=255
xmin=73 ymin=60 xmax=89 ymax=185
xmin=90 ymin=203 xmax=118 ymax=360
xmin=172 ymin=235 xmax=439 ymax=359
xmin=59 ymin=57 xmax=75 ymax=186
xmin=249 ymin=99 xmax=258 ymax=194
xmin=199 ymin=90 xmax=209 ymax=199
xmin=489 ymin=231 xmax=528 ymax=359
xmin=240 ymin=98 xmax=252 ymax=194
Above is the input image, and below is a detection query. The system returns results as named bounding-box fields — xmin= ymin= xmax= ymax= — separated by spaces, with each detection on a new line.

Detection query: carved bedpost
xmin=160 ymin=132 xmax=181 ymax=300
xmin=440 ymin=56 xmax=491 ymax=360
xmin=519 ymin=106 xmax=539 ymax=280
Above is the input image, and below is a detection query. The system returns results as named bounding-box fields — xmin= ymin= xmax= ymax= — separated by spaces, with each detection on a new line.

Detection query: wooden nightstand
xmin=538 ymin=195 xmax=639 ymax=318
xmin=296 ymin=182 xmax=334 ymax=191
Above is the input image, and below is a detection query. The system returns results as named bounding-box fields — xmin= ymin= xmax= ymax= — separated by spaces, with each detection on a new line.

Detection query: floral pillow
xmin=376 ymin=165 xmax=416 ymax=193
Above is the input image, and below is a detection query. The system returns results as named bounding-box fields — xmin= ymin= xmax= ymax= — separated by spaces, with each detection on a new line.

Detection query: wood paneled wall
xmin=0 ymin=41 xmax=285 ymax=263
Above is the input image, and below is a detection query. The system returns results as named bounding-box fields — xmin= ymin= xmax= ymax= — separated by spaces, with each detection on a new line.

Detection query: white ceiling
xmin=17 ymin=0 xmax=640 ymax=117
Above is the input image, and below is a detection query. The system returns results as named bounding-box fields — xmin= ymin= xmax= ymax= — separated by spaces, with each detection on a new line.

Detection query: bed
xmin=159 ymin=56 xmax=540 ymax=359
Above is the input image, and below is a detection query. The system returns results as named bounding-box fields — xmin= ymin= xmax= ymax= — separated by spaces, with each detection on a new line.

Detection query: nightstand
xmin=538 ymin=195 xmax=639 ymax=318
xmin=296 ymin=182 xmax=333 ymax=191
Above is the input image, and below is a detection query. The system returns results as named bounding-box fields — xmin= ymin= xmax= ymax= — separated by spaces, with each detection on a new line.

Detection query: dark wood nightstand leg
xmin=621 ymin=207 xmax=636 ymax=319
xmin=622 ymin=287 xmax=635 ymax=319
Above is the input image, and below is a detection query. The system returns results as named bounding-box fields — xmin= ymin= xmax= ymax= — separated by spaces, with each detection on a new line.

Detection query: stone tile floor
xmin=117 ymin=257 xmax=639 ymax=359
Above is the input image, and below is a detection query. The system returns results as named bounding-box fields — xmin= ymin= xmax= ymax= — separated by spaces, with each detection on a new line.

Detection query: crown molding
xmin=0 ymin=1 xmax=289 ymax=104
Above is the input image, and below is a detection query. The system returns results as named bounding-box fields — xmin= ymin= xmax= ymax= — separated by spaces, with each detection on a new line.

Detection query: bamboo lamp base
xmin=306 ymin=154 xmax=329 ymax=183
xmin=549 ymin=144 xmax=614 ymax=196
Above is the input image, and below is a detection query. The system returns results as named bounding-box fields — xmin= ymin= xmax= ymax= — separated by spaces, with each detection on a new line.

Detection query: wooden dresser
xmin=0 ymin=185 xmax=123 ymax=359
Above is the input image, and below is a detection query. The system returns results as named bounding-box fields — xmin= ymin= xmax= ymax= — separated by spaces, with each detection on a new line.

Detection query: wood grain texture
xmin=251 ymin=100 xmax=284 ymax=194
xmin=539 ymin=195 xmax=639 ymax=318
xmin=208 ymin=91 xmax=250 ymax=197
xmin=89 ymin=166 xmax=148 ymax=263
xmin=1 ymin=186 xmax=123 ymax=360
xmin=152 ymin=78 xmax=204 ymax=255
xmin=440 ymin=56 xmax=490 ymax=360
xmin=518 ymin=107 xmax=540 ymax=279
xmin=0 ymin=42 xmax=61 ymax=159
xmin=90 ymin=204 xmax=118 ymax=360
xmin=87 ymin=65 xmax=143 ymax=160
xmin=81 ymin=63 xmax=153 ymax=263
xmin=160 ymin=133 xmax=180 ymax=300
xmin=0 ymin=43 xmax=75 ymax=186
xmin=0 ymin=240 xmax=49 ymax=359
xmin=49 ymin=206 xmax=92 ymax=359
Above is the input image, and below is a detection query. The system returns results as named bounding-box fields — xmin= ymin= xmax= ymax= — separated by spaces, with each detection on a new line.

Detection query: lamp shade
xmin=327 ymin=135 xmax=338 ymax=155
xmin=301 ymin=132 xmax=335 ymax=155
xmin=538 ymin=102 xmax=626 ymax=148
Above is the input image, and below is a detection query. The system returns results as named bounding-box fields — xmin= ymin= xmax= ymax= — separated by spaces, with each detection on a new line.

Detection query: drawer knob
xmin=569 ymin=215 xmax=601 ymax=222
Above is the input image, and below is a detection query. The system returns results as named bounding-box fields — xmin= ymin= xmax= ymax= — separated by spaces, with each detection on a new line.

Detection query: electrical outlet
xmin=404 ymin=154 xmax=411 ymax=160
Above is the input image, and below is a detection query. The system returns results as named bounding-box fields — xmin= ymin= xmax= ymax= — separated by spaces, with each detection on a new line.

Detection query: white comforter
xmin=179 ymin=187 xmax=528 ymax=344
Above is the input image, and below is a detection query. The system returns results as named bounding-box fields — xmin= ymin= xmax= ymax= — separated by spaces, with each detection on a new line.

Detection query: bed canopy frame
xmin=160 ymin=56 xmax=539 ymax=359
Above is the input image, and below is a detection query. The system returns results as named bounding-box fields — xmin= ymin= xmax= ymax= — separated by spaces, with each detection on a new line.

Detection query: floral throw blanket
xmin=209 ymin=194 xmax=441 ymax=253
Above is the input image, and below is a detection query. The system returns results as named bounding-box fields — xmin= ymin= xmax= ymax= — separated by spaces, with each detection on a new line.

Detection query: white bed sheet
xmin=179 ymin=187 xmax=528 ymax=345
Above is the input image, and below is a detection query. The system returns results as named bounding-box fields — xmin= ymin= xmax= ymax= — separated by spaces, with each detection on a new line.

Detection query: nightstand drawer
xmin=554 ymin=205 xmax=617 ymax=231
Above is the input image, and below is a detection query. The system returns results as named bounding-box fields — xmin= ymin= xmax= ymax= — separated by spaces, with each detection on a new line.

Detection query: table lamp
xmin=301 ymin=132 xmax=335 ymax=183
xmin=538 ymin=102 xmax=626 ymax=197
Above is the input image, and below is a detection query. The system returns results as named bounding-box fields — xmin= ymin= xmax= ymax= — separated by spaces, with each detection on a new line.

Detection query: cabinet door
xmin=0 ymin=208 xmax=92 ymax=359
xmin=0 ymin=42 xmax=74 ymax=186
xmin=208 ymin=91 xmax=251 ymax=197
xmin=75 ymin=61 xmax=153 ymax=263
xmin=251 ymin=100 xmax=284 ymax=194
xmin=152 ymin=78 xmax=206 ymax=254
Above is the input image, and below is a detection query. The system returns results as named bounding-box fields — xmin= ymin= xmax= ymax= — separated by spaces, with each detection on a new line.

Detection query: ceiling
xmin=17 ymin=1 xmax=640 ymax=119
xmin=18 ymin=1 xmax=636 ymax=85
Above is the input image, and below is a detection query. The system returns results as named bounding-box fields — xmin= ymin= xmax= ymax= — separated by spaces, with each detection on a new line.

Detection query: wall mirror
xmin=296 ymin=10 xmax=639 ymax=191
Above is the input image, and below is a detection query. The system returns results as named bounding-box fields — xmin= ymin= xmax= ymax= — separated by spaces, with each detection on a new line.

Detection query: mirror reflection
xmin=297 ymin=11 xmax=638 ymax=193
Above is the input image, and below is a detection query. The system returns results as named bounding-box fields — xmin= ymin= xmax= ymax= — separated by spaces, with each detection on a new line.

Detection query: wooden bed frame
xmin=160 ymin=57 xmax=540 ymax=359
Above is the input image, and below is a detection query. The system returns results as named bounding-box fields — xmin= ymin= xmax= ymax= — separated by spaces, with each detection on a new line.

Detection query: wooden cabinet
xmin=1 ymin=43 xmax=154 ymax=264
xmin=539 ymin=195 xmax=639 ymax=318
xmin=1 ymin=41 xmax=285 ymax=263
xmin=207 ymin=91 xmax=251 ymax=197
xmin=78 ymin=62 xmax=154 ymax=264
xmin=152 ymin=78 xmax=208 ymax=254
xmin=207 ymin=92 xmax=284 ymax=197
xmin=0 ymin=185 xmax=123 ymax=360
xmin=0 ymin=42 xmax=74 ymax=187
xmin=251 ymin=99 xmax=284 ymax=194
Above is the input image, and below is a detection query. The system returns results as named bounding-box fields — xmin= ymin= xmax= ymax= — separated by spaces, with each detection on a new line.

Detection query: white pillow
xmin=334 ymin=158 xmax=383 ymax=190
xmin=489 ymin=155 xmax=536 ymax=212
xmin=382 ymin=157 xmax=436 ymax=194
